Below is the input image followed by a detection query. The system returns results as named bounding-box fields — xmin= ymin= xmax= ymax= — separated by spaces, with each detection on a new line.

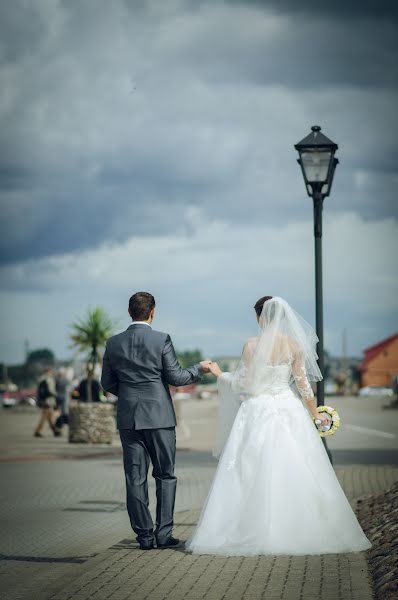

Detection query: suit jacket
xmin=101 ymin=324 xmax=203 ymax=430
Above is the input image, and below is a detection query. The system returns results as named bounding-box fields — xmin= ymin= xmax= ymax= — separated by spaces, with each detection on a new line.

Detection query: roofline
xmin=363 ymin=332 xmax=398 ymax=354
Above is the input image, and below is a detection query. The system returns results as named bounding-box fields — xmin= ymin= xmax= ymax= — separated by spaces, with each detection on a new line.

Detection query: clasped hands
xmin=200 ymin=360 xmax=222 ymax=377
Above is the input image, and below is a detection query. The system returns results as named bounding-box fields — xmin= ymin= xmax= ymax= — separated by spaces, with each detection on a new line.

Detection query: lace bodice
xmin=232 ymin=343 xmax=315 ymax=401
xmin=250 ymin=364 xmax=291 ymax=394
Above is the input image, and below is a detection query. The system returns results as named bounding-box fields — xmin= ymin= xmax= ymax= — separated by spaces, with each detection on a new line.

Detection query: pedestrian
xmin=54 ymin=367 xmax=70 ymax=431
xmin=78 ymin=370 xmax=101 ymax=402
xmin=34 ymin=367 xmax=60 ymax=437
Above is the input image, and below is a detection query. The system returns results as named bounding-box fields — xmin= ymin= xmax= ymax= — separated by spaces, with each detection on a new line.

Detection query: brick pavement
xmin=45 ymin=465 xmax=397 ymax=600
xmin=47 ymin=512 xmax=373 ymax=600
xmin=0 ymin=460 xmax=217 ymax=600
xmin=1 ymin=403 xmax=397 ymax=600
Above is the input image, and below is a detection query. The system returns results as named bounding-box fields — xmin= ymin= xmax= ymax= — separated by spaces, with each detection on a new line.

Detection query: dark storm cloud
xmin=218 ymin=1 xmax=398 ymax=90
xmin=227 ymin=0 xmax=398 ymax=20
xmin=0 ymin=1 xmax=47 ymax=62
xmin=167 ymin=7 xmax=398 ymax=89
xmin=0 ymin=166 xmax=35 ymax=190
xmin=0 ymin=0 xmax=397 ymax=267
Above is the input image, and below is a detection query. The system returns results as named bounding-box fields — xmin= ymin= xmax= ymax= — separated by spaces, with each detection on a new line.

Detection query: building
xmin=359 ymin=333 xmax=398 ymax=388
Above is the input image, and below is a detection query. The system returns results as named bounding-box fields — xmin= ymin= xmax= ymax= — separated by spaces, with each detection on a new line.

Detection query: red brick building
xmin=360 ymin=333 xmax=398 ymax=388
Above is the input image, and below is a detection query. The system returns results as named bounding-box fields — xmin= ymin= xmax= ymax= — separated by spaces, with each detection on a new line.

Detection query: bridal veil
xmin=214 ymin=296 xmax=322 ymax=456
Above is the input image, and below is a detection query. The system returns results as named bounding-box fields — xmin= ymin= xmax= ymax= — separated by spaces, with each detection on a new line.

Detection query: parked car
xmin=358 ymin=385 xmax=394 ymax=397
xmin=1 ymin=392 xmax=17 ymax=408
xmin=0 ymin=389 xmax=37 ymax=408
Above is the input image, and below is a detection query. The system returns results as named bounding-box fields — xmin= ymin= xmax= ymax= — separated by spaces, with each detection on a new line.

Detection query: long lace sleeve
xmin=292 ymin=352 xmax=315 ymax=402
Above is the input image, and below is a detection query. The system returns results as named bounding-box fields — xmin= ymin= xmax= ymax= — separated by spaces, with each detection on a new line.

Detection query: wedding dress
xmin=186 ymin=298 xmax=371 ymax=556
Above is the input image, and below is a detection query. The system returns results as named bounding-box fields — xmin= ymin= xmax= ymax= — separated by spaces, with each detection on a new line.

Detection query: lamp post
xmin=295 ymin=125 xmax=339 ymax=461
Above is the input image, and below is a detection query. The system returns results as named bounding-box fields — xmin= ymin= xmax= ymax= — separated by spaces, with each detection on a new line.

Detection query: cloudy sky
xmin=0 ymin=0 xmax=397 ymax=364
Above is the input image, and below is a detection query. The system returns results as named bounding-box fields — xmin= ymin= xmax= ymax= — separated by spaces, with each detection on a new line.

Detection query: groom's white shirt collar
xmin=130 ymin=321 xmax=151 ymax=327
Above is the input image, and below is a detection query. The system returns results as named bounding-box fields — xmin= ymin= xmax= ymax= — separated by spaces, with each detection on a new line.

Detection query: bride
xmin=186 ymin=296 xmax=371 ymax=556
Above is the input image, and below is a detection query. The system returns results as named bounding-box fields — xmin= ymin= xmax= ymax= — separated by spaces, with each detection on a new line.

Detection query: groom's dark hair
xmin=129 ymin=292 xmax=156 ymax=321
xmin=254 ymin=296 xmax=273 ymax=318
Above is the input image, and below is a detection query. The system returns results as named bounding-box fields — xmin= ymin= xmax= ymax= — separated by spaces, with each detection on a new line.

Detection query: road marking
xmin=344 ymin=424 xmax=396 ymax=439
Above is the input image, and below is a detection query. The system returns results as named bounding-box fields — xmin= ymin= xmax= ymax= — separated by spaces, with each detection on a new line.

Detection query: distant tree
xmin=70 ymin=307 xmax=116 ymax=367
xmin=6 ymin=364 xmax=27 ymax=387
xmin=202 ymin=372 xmax=216 ymax=385
xmin=176 ymin=349 xmax=216 ymax=385
xmin=0 ymin=349 xmax=55 ymax=388
xmin=27 ymin=348 xmax=55 ymax=364
xmin=70 ymin=307 xmax=116 ymax=402
xmin=176 ymin=349 xmax=204 ymax=368
xmin=0 ymin=363 xmax=6 ymax=384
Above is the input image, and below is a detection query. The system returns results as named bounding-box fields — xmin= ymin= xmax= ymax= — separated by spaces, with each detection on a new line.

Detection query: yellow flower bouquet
xmin=313 ymin=405 xmax=340 ymax=437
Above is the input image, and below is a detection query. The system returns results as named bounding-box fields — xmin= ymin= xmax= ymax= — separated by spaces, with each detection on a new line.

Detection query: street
xmin=0 ymin=394 xmax=397 ymax=600
xmin=323 ymin=394 xmax=398 ymax=465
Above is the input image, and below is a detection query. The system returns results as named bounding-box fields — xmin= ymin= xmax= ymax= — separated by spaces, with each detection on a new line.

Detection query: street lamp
xmin=295 ymin=125 xmax=339 ymax=461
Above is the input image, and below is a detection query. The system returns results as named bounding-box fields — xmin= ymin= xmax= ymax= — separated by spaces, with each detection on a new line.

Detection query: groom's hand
xmin=200 ymin=360 xmax=212 ymax=374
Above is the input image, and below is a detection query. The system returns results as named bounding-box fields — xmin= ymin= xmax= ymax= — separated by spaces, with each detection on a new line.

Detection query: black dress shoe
xmin=156 ymin=537 xmax=180 ymax=549
xmin=139 ymin=542 xmax=154 ymax=551
xmin=51 ymin=425 xmax=62 ymax=437
xmin=34 ymin=432 xmax=44 ymax=438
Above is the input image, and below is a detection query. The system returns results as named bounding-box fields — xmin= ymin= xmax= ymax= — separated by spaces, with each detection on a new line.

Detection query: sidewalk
xmin=1 ymin=399 xmax=397 ymax=600
xmin=0 ymin=400 xmax=217 ymax=461
xmin=0 ymin=406 xmax=121 ymax=462
xmin=46 ymin=465 xmax=397 ymax=600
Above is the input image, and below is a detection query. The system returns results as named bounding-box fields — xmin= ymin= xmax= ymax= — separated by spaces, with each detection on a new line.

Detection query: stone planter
xmin=68 ymin=402 xmax=116 ymax=444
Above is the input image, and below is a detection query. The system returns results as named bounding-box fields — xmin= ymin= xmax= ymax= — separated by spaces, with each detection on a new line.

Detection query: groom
xmin=101 ymin=292 xmax=211 ymax=550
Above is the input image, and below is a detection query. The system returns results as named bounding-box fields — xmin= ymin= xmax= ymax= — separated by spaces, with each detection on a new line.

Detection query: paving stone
xmin=1 ymin=408 xmax=398 ymax=600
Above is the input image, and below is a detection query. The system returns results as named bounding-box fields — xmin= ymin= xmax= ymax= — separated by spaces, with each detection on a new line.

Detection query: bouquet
xmin=314 ymin=405 xmax=340 ymax=437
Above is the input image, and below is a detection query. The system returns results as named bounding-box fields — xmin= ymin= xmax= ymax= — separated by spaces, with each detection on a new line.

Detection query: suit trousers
xmin=119 ymin=427 xmax=177 ymax=546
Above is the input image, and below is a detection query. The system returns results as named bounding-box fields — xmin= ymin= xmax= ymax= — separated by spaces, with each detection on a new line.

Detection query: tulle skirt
xmin=186 ymin=390 xmax=372 ymax=556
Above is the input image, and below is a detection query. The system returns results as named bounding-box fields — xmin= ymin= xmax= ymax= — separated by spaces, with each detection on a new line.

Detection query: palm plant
xmin=70 ymin=307 xmax=116 ymax=401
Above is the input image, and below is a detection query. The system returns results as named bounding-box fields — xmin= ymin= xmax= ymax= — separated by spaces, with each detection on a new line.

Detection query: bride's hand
xmin=209 ymin=361 xmax=223 ymax=377
xmin=316 ymin=414 xmax=331 ymax=426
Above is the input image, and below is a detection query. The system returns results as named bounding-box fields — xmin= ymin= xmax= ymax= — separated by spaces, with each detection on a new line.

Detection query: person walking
xmin=34 ymin=367 xmax=59 ymax=437
xmin=78 ymin=370 xmax=101 ymax=402
xmin=54 ymin=367 xmax=70 ymax=431
xmin=101 ymin=291 xmax=211 ymax=550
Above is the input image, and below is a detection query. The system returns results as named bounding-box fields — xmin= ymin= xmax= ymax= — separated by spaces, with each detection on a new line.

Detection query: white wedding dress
xmin=186 ymin=301 xmax=372 ymax=556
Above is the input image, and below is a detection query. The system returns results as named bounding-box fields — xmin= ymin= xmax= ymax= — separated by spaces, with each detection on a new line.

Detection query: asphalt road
xmin=323 ymin=394 xmax=398 ymax=465
xmin=178 ymin=393 xmax=398 ymax=465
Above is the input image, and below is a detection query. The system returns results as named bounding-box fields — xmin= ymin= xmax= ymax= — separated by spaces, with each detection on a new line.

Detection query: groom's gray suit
xmin=101 ymin=322 xmax=203 ymax=546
